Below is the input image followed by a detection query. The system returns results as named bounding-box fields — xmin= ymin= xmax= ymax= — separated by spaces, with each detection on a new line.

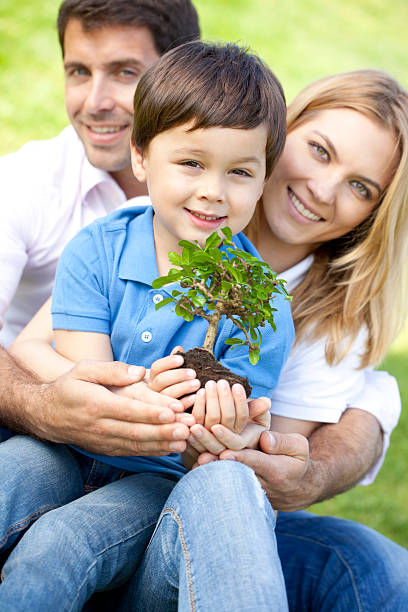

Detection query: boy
xmin=0 ymin=41 xmax=292 ymax=609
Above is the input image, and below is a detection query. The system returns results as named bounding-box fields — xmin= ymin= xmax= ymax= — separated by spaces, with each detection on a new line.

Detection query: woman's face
xmin=262 ymin=108 xmax=397 ymax=256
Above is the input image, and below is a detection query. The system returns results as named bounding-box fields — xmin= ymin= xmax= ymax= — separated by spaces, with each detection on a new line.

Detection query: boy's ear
xmin=131 ymin=144 xmax=147 ymax=182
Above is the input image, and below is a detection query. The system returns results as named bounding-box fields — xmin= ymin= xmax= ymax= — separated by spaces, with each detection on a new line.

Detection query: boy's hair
xmin=131 ymin=41 xmax=286 ymax=178
xmin=57 ymin=0 xmax=200 ymax=56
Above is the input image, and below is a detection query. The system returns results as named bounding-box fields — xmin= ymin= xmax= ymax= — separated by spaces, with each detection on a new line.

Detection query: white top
xmin=0 ymin=126 xmax=149 ymax=347
xmin=273 ymin=255 xmax=400 ymax=484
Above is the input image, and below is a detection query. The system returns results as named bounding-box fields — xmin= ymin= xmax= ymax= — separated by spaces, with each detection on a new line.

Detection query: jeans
xmin=0 ymin=435 xmax=177 ymax=611
xmin=276 ymin=510 xmax=408 ymax=611
xmin=118 ymin=460 xmax=289 ymax=611
xmin=115 ymin=461 xmax=408 ymax=612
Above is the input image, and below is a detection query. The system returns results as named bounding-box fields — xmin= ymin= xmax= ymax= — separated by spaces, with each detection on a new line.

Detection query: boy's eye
xmin=231 ymin=168 xmax=251 ymax=177
xmin=180 ymin=160 xmax=202 ymax=169
xmin=350 ymin=180 xmax=371 ymax=200
xmin=309 ymin=142 xmax=330 ymax=162
xmin=69 ymin=67 xmax=89 ymax=77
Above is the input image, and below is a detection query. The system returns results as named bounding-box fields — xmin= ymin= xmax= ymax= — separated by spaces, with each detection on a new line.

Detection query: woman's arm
xmin=9 ymin=297 xmax=74 ymax=381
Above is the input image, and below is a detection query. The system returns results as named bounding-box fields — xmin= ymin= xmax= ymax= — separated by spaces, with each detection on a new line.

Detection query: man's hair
xmin=57 ymin=0 xmax=200 ymax=56
xmin=131 ymin=41 xmax=286 ymax=178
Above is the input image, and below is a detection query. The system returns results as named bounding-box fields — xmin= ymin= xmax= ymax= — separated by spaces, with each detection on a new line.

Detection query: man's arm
xmin=220 ymin=407 xmax=382 ymax=511
xmin=0 ymin=347 xmax=191 ymax=455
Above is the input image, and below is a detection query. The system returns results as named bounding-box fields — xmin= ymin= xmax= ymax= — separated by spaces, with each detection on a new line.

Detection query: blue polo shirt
xmin=52 ymin=205 xmax=294 ymax=477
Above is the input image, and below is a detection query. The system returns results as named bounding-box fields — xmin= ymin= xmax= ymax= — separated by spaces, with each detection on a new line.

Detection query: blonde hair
xmin=247 ymin=69 xmax=408 ymax=367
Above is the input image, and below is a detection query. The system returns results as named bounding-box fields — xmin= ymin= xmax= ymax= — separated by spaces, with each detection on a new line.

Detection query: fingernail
xmin=205 ymin=380 xmax=216 ymax=390
xmin=179 ymin=415 xmax=195 ymax=425
xmin=159 ymin=410 xmax=173 ymax=423
xmin=173 ymin=427 xmax=186 ymax=440
xmin=212 ymin=425 xmax=223 ymax=437
xmin=232 ymin=383 xmax=245 ymax=396
xmin=186 ymin=369 xmax=196 ymax=379
xmin=217 ymin=379 xmax=228 ymax=391
xmin=267 ymin=432 xmax=276 ymax=449
xmin=169 ymin=441 xmax=185 ymax=452
xmin=173 ymin=355 xmax=184 ymax=366
xmin=222 ymin=452 xmax=236 ymax=461
xmin=191 ymin=427 xmax=202 ymax=439
xmin=170 ymin=402 xmax=183 ymax=412
xmin=128 ymin=365 xmax=144 ymax=378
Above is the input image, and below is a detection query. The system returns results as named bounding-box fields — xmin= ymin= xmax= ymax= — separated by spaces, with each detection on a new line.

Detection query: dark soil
xmin=176 ymin=347 xmax=252 ymax=397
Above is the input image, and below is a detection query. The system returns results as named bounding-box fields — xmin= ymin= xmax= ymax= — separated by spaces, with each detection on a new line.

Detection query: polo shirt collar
xmin=118 ymin=206 xmax=159 ymax=286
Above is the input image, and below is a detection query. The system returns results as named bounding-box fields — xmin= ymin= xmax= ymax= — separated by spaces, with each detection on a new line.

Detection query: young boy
xmin=0 ymin=41 xmax=292 ymax=609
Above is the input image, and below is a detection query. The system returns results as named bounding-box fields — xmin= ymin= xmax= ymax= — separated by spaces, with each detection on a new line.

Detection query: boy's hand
xmin=148 ymin=349 xmax=201 ymax=410
xmin=192 ymin=380 xmax=249 ymax=433
xmin=188 ymin=394 xmax=270 ymax=458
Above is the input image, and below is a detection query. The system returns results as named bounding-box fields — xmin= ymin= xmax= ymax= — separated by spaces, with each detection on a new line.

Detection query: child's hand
xmin=148 ymin=348 xmax=201 ymax=410
xmin=189 ymin=395 xmax=271 ymax=460
xmin=192 ymin=380 xmax=249 ymax=433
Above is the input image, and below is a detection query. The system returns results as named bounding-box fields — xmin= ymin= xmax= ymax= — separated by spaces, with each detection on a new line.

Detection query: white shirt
xmin=274 ymin=255 xmax=400 ymax=484
xmin=0 ymin=126 xmax=136 ymax=346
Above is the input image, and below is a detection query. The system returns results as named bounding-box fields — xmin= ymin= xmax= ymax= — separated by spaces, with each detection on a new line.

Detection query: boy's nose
xmin=197 ymin=176 xmax=225 ymax=204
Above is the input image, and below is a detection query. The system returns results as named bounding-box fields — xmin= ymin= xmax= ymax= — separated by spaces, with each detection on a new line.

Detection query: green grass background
xmin=1 ymin=0 xmax=407 ymax=547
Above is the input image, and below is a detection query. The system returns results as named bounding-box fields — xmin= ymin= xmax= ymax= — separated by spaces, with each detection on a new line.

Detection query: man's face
xmin=64 ymin=19 xmax=160 ymax=173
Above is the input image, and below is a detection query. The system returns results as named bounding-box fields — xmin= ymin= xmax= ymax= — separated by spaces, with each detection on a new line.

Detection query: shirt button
xmin=141 ymin=331 xmax=152 ymax=343
xmin=153 ymin=294 xmax=164 ymax=304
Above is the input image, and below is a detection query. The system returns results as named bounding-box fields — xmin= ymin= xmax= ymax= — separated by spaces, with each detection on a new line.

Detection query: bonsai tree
xmin=152 ymin=227 xmax=291 ymax=395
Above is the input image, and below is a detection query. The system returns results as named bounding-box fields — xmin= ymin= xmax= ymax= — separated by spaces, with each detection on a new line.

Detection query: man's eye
xmin=119 ymin=69 xmax=139 ymax=77
xmin=71 ymin=68 xmax=89 ymax=77
xmin=310 ymin=142 xmax=330 ymax=162
xmin=350 ymin=180 xmax=371 ymax=200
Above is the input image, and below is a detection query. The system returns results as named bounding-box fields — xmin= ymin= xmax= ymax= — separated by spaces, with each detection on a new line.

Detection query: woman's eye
xmin=350 ymin=180 xmax=371 ymax=200
xmin=310 ymin=142 xmax=330 ymax=162
xmin=119 ymin=69 xmax=138 ymax=78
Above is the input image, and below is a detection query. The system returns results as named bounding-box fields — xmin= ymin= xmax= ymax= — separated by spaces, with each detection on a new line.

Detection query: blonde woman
xmin=123 ymin=69 xmax=408 ymax=611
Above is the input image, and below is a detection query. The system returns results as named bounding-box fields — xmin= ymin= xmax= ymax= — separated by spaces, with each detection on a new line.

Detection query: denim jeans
xmin=117 ymin=460 xmax=289 ymax=611
xmin=115 ymin=460 xmax=408 ymax=612
xmin=0 ymin=435 xmax=177 ymax=611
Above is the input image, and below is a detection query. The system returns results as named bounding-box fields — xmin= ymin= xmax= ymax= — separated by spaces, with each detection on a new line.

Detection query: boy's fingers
xmin=216 ymin=379 xmax=236 ymax=431
xmin=158 ymin=379 xmax=201 ymax=399
xmin=248 ymin=396 xmax=271 ymax=419
xmin=203 ymin=380 xmax=220 ymax=429
xmin=149 ymin=354 xmax=185 ymax=383
xmin=231 ymin=384 xmax=249 ymax=433
xmin=190 ymin=424 xmax=226 ymax=455
xmin=191 ymin=388 xmax=206 ymax=425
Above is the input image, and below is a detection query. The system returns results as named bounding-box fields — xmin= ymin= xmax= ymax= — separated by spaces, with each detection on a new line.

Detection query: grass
xmin=1 ymin=0 xmax=407 ymax=547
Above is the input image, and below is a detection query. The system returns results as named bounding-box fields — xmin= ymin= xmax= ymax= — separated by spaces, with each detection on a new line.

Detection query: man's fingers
xmin=259 ymin=431 xmax=309 ymax=459
xmin=72 ymin=359 xmax=146 ymax=387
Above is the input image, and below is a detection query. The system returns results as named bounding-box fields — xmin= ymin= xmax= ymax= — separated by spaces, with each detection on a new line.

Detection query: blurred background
xmin=1 ymin=0 xmax=407 ymax=546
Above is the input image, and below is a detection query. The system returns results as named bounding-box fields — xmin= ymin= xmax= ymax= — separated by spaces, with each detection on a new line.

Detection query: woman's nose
xmin=306 ymin=177 xmax=336 ymax=205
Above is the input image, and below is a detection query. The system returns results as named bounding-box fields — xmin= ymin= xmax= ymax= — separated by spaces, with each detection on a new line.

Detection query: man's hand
xmin=217 ymin=431 xmax=310 ymax=511
xmin=28 ymin=360 xmax=192 ymax=456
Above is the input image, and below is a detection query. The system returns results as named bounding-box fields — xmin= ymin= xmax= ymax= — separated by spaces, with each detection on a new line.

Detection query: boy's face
xmin=131 ymin=122 xmax=267 ymax=258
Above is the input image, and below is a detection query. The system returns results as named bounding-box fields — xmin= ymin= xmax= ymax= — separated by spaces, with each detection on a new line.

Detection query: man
xmin=0 ymin=1 xmax=405 ymax=607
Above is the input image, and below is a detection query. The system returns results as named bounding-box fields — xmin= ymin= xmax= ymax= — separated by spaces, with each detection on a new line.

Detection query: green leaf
xmin=221 ymin=226 xmax=233 ymax=241
xmin=178 ymin=239 xmax=197 ymax=250
xmin=152 ymin=276 xmax=171 ymax=289
xmin=192 ymin=294 xmax=206 ymax=308
xmin=155 ymin=296 xmax=175 ymax=310
xmin=224 ymin=337 xmax=245 ymax=346
xmin=204 ymin=231 xmax=220 ymax=251
xmin=249 ymin=349 xmax=260 ymax=365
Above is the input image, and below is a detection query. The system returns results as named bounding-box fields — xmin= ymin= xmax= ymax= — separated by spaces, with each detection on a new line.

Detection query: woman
xmin=112 ymin=69 xmax=408 ymax=611
xmin=6 ymin=69 xmax=408 ymax=610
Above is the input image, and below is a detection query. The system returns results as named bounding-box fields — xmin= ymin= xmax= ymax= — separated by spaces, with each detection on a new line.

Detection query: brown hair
xmin=131 ymin=40 xmax=286 ymax=178
xmin=247 ymin=69 xmax=408 ymax=367
xmin=57 ymin=0 xmax=200 ymax=56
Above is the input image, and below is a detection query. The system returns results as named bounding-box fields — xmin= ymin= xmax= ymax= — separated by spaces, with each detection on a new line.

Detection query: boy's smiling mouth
xmin=184 ymin=208 xmax=227 ymax=228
